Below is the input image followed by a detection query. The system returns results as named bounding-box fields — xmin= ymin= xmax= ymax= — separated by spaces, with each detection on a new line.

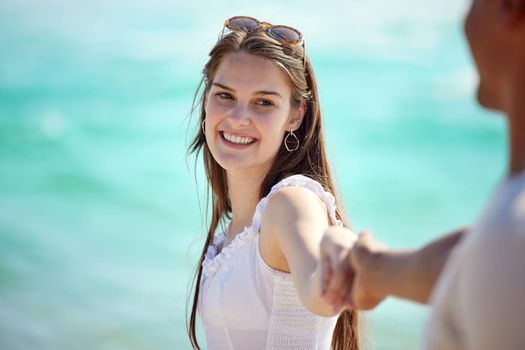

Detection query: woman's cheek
xmin=206 ymin=100 xmax=225 ymax=121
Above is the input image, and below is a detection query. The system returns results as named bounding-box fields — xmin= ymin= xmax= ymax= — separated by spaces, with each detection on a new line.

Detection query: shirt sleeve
xmin=460 ymin=231 xmax=525 ymax=350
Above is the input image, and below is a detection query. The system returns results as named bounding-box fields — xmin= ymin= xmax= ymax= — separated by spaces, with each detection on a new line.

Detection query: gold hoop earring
xmin=284 ymin=129 xmax=300 ymax=152
xmin=201 ymin=119 xmax=206 ymax=134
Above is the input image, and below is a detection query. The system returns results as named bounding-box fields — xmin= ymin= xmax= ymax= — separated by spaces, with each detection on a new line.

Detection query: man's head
xmin=465 ymin=0 xmax=525 ymax=112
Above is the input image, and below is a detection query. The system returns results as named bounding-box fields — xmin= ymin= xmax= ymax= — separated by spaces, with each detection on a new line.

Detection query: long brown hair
xmin=187 ymin=28 xmax=359 ymax=350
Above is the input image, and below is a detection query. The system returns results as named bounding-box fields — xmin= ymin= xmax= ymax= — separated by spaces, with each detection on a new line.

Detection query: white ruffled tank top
xmin=198 ymin=175 xmax=343 ymax=349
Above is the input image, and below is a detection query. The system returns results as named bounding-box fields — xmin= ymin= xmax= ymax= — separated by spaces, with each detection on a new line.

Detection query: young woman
xmin=187 ymin=16 xmax=359 ymax=349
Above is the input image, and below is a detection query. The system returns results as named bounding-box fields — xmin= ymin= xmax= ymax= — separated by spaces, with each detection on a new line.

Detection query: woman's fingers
xmin=333 ymin=263 xmax=355 ymax=310
xmin=320 ymin=256 xmax=332 ymax=295
xmin=320 ymin=227 xmax=357 ymax=309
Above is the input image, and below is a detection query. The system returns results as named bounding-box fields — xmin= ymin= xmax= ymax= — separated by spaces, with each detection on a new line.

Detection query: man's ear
xmin=289 ymin=100 xmax=307 ymax=131
xmin=502 ymin=0 xmax=525 ymax=28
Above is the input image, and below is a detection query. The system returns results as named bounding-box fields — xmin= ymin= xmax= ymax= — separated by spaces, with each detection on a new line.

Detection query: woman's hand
xmin=320 ymin=226 xmax=357 ymax=313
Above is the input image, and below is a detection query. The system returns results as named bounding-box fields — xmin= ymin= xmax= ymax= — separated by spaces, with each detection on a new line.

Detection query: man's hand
xmin=321 ymin=226 xmax=466 ymax=312
xmin=321 ymin=228 xmax=389 ymax=311
xmin=348 ymin=230 xmax=388 ymax=310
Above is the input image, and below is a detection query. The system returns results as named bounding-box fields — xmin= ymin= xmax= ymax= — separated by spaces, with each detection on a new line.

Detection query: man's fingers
xmin=331 ymin=228 xmax=389 ymax=311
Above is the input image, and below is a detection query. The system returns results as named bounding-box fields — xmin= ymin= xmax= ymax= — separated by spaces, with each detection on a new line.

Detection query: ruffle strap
xmin=251 ymin=174 xmax=342 ymax=231
xmin=202 ymin=174 xmax=342 ymax=279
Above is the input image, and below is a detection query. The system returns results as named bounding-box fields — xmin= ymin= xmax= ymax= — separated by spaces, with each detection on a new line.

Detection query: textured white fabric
xmin=424 ymin=171 xmax=525 ymax=350
xmin=199 ymin=175 xmax=342 ymax=350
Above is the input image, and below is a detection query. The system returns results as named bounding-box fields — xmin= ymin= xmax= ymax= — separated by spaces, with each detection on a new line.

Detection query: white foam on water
xmin=41 ymin=109 xmax=67 ymax=139
xmin=434 ymin=66 xmax=479 ymax=101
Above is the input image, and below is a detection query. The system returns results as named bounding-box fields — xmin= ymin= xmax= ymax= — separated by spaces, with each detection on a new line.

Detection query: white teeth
xmin=223 ymin=132 xmax=254 ymax=145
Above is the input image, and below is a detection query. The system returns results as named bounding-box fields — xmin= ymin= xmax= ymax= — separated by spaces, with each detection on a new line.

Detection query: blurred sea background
xmin=0 ymin=0 xmax=506 ymax=349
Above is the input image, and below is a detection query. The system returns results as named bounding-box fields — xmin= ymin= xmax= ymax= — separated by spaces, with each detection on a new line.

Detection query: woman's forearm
xmin=303 ymin=261 xmax=342 ymax=317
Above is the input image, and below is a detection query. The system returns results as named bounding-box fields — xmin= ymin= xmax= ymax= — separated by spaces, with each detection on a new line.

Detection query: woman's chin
xmin=215 ymin=157 xmax=255 ymax=172
xmin=216 ymin=157 xmax=274 ymax=175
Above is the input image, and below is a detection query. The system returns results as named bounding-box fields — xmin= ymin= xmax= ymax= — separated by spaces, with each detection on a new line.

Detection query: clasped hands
xmin=320 ymin=226 xmax=389 ymax=313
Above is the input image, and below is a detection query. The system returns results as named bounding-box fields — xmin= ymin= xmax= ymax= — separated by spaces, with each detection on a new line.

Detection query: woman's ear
xmin=289 ymin=100 xmax=307 ymax=131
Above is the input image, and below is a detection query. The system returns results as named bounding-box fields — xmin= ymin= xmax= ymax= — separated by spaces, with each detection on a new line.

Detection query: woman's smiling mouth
xmin=220 ymin=131 xmax=257 ymax=146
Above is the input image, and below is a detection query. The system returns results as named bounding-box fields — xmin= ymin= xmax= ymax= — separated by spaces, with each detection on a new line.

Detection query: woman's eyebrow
xmin=212 ymin=82 xmax=234 ymax=91
xmin=255 ymin=90 xmax=282 ymax=98
xmin=212 ymin=82 xmax=282 ymax=98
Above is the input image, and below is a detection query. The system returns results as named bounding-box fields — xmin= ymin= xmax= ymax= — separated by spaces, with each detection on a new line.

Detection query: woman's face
xmin=204 ymin=52 xmax=304 ymax=174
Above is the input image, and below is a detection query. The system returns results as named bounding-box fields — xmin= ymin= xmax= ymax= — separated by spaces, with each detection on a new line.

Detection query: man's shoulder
xmin=475 ymin=177 xmax=525 ymax=239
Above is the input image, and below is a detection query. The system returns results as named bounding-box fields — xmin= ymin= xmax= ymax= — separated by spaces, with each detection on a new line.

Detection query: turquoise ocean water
xmin=0 ymin=0 xmax=507 ymax=349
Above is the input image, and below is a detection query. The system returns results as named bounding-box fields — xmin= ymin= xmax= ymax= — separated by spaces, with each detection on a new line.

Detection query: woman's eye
xmin=216 ymin=92 xmax=233 ymax=100
xmin=256 ymin=99 xmax=274 ymax=107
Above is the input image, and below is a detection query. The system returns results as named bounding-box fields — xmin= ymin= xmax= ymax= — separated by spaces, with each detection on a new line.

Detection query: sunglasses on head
xmin=223 ymin=16 xmax=303 ymax=45
xmin=221 ymin=16 xmax=306 ymax=68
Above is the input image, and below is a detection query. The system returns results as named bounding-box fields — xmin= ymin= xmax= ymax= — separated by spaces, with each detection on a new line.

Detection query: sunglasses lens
xmin=267 ymin=26 xmax=301 ymax=43
xmin=227 ymin=17 xmax=260 ymax=31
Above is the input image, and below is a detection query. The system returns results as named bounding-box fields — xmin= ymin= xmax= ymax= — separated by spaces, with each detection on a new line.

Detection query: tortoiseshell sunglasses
xmin=221 ymin=16 xmax=306 ymax=67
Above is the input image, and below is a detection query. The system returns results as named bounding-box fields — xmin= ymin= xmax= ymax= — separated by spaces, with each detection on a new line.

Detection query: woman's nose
xmin=227 ymin=106 xmax=251 ymax=127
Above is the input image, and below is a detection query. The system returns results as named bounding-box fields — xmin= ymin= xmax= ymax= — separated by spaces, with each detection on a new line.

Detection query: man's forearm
xmin=379 ymin=228 xmax=466 ymax=304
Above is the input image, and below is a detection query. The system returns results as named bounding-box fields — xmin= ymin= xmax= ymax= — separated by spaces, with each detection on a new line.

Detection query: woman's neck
xmin=226 ymin=167 xmax=268 ymax=234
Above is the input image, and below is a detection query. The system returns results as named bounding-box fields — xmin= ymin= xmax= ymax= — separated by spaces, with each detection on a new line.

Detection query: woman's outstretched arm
xmin=260 ymin=186 xmax=357 ymax=317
